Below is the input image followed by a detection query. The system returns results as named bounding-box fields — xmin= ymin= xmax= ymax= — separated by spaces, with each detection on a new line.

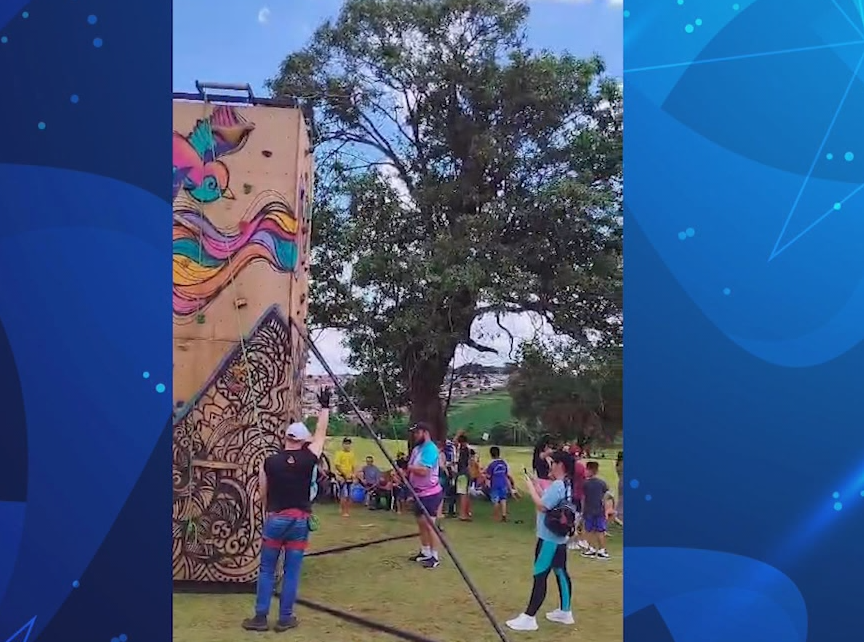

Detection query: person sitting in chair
xmin=369 ymin=470 xmax=394 ymax=510
xmin=359 ymin=456 xmax=382 ymax=506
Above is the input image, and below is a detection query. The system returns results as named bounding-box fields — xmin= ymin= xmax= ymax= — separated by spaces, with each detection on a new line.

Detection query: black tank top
xmin=263 ymin=446 xmax=318 ymax=513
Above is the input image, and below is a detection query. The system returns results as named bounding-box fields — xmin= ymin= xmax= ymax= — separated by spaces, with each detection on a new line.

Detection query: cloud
xmin=305 ymin=312 xmax=560 ymax=375
xmin=257 ymin=6 xmax=270 ymax=24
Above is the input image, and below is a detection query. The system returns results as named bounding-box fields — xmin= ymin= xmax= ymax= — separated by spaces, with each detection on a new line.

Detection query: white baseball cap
xmin=285 ymin=422 xmax=311 ymax=442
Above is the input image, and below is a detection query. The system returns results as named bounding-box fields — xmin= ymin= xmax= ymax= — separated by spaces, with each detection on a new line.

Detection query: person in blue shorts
xmin=485 ymin=446 xmax=517 ymax=522
xmin=580 ymin=461 xmax=610 ymax=560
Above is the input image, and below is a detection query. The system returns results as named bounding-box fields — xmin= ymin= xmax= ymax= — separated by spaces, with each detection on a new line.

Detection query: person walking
xmin=241 ymin=388 xmax=331 ymax=632
xmin=506 ymin=450 xmax=577 ymax=631
xmin=404 ymin=422 xmax=445 ymax=569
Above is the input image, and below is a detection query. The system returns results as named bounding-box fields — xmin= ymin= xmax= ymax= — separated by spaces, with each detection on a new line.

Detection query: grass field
xmin=173 ymin=439 xmax=622 ymax=642
xmin=446 ymin=391 xmax=517 ymax=433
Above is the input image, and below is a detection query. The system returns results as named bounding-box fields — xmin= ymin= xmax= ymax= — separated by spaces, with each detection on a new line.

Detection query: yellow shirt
xmin=333 ymin=450 xmax=356 ymax=480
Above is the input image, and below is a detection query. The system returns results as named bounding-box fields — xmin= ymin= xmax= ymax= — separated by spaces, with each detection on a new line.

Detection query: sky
xmin=173 ymin=0 xmax=623 ymax=373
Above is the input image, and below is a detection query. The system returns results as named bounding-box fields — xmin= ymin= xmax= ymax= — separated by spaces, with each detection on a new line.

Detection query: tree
xmin=507 ymin=340 xmax=621 ymax=448
xmin=270 ymin=0 xmax=622 ymax=442
xmin=339 ymin=370 xmax=407 ymax=419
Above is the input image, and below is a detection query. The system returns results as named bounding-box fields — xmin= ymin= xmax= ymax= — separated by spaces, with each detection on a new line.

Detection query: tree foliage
xmin=508 ymin=340 xmax=621 ymax=447
xmin=269 ymin=0 xmax=623 ymax=442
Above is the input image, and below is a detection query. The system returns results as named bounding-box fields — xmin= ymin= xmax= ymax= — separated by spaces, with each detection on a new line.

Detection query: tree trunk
xmin=404 ymin=350 xmax=452 ymax=446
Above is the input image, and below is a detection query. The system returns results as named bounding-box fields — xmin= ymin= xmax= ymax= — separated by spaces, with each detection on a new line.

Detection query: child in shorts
xmin=580 ymin=461 xmax=610 ymax=559
xmin=485 ymin=446 xmax=517 ymax=522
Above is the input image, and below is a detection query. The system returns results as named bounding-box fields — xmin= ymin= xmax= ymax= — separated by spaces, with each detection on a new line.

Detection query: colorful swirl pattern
xmin=173 ymin=198 xmax=299 ymax=317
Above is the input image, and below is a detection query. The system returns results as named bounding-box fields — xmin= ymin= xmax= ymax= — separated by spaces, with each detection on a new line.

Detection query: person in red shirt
xmin=569 ymin=455 xmax=588 ymax=551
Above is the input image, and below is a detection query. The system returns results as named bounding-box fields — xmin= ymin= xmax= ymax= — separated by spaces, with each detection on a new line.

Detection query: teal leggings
xmin=526 ymin=539 xmax=572 ymax=616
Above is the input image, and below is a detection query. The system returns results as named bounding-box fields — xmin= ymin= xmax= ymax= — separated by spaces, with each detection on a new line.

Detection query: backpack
xmin=544 ymin=483 xmax=578 ymax=538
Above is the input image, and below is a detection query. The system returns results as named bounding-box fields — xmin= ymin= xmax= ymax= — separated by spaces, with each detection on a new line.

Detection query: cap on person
xmin=410 ymin=421 xmax=433 ymax=433
xmin=285 ymin=422 xmax=311 ymax=442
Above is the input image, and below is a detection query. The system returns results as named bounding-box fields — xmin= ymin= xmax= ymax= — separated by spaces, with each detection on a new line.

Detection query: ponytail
xmin=532 ymin=434 xmax=551 ymax=466
xmin=564 ymin=455 xmax=577 ymax=499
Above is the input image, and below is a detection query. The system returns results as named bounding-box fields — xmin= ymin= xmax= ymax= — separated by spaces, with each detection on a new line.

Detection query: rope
xmin=303 ymin=532 xmax=416 ymax=558
xmin=289 ymin=317 xmax=511 ymax=642
xmin=198 ymin=94 xmax=271 ymax=493
xmin=293 ymin=599 xmax=441 ymax=642
xmin=178 ymin=110 xmax=212 ymax=548
xmin=366 ymin=337 xmax=397 ymax=440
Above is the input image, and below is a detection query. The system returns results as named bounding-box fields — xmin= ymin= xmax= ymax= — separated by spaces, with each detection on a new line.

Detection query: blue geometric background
xmin=625 ymin=1 xmax=864 ymax=641
xmin=0 ymin=0 xmax=171 ymax=639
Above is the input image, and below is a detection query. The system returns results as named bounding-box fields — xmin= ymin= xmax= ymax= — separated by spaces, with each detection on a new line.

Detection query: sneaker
xmin=273 ymin=616 xmax=299 ymax=632
xmin=581 ymin=548 xmax=597 ymax=559
xmin=546 ymin=610 xmax=576 ymax=625
xmin=505 ymin=614 xmax=539 ymax=631
xmin=577 ymin=540 xmax=589 ymax=550
xmin=409 ymin=551 xmax=429 ymax=562
xmin=567 ymin=540 xmax=580 ymax=551
xmin=595 ymin=549 xmax=610 ymax=560
xmin=241 ymin=615 xmax=269 ymax=632
xmin=422 ymin=556 xmax=440 ymax=569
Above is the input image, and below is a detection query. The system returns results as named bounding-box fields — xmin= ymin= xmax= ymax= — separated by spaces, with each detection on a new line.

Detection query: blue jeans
xmin=254 ymin=513 xmax=310 ymax=621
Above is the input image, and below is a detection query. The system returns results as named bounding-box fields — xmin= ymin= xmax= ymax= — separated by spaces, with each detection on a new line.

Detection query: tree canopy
xmin=508 ymin=339 xmax=621 ymax=448
xmin=269 ymin=0 xmax=623 ymax=442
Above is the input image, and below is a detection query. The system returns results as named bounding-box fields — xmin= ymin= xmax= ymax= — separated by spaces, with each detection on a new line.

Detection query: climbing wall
xmin=171 ymin=97 xmax=313 ymax=584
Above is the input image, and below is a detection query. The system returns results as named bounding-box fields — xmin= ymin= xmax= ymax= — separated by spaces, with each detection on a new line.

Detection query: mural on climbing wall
xmin=172 ymin=190 xmax=300 ymax=318
xmin=173 ymin=306 xmax=293 ymax=583
xmin=172 ymin=97 xmax=312 ymax=585
xmin=172 ymin=104 xmax=254 ymax=204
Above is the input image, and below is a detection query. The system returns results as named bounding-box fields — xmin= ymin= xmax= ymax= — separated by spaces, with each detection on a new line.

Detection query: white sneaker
xmin=546 ymin=610 xmax=576 ymax=625
xmin=577 ymin=540 xmax=589 ymax=550
xmin=581 ymin=548 xmax=597 ymax=558
xmin=595 ymin=549 xmax=610 ymax=560
xmin=506 ymin=614 xmax=539 ymax=631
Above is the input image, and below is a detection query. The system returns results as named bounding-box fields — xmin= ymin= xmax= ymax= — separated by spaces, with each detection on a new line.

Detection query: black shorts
xmin=533 ymin=539 xmax=568 ymax=573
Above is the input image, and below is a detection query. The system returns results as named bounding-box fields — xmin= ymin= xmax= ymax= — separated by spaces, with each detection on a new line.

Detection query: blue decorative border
xmin=0 ymin=0 xmax=172 ymax=639
xmin=625 ymin=1 xmax=864 ymax=641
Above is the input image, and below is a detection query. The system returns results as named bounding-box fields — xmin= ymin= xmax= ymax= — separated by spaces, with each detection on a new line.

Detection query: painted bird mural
xmin=172 ymin=105 xmax=255 ymax=204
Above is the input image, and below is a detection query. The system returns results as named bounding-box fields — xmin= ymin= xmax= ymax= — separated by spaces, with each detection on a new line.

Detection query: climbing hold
xmin=243 ymin=183 xmax=253 ymax=195
xmin=261 ymin=150 xmax=273 ymax=158
xmin=196 ymin=313 xmax=206 ymax=324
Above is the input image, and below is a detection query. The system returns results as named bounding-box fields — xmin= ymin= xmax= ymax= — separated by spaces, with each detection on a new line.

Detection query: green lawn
xmin=173 ymin=439 xmax=622 ymax=642
xmin=446 ymin=391 xmax=518 ymax=435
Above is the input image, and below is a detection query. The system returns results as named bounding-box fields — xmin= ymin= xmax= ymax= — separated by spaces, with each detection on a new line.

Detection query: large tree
xmin=508 ymin=340 xmax=622 ymax=448
xmin=270 ymin=0 xmax=622 ymax=442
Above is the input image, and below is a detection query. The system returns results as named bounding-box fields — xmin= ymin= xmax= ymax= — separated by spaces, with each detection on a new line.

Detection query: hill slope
xmin=446 ymin=391 xmax=517 ymax=433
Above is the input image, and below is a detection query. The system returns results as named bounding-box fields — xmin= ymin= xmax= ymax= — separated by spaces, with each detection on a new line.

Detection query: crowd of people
xmin=241 ymin=388 xmax=622 ymax=634
xmin=323 ymin=430 xmax=523 ymax=524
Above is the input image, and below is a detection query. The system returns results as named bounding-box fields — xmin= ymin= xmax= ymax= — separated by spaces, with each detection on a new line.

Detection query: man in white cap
xmin=242 ymin=387 xmax=331 ymax=632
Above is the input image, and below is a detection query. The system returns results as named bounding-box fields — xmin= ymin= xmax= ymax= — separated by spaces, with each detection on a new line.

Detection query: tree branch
xmin=462 ymin=338 xmax=498 ymax=354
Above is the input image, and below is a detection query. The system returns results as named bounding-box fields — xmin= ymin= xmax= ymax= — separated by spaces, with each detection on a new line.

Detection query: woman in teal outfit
xmin=506 ymin=450 xmax=577 ymax=632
